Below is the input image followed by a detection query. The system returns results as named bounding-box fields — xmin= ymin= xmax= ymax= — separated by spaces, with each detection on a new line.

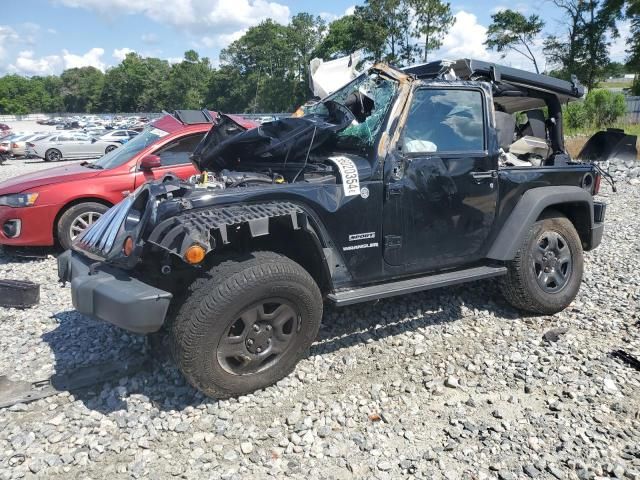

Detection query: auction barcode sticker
xmin=328 ymin=156 xmax=360 ymax=197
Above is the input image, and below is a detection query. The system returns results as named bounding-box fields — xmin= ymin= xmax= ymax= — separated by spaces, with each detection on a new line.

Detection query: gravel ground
xmin=0 ymin=158 xmax=639 ymax=480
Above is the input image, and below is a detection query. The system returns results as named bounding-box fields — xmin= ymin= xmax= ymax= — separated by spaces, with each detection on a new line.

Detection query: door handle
xmin=470 ymin=170 xmax=497 ymax=182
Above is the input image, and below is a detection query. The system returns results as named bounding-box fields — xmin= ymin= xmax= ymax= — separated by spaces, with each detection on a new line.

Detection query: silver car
xmin=30 ymin=132 xmax=120 ymax=162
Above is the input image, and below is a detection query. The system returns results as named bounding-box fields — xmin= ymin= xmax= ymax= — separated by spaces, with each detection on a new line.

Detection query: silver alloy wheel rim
xmin=70 ymin=211 xmax=102 ymax=241
xmin=47 ymin=150 xmax=60 ymax=161
xmin=532 ymin=230 xmax=573 ymax=293
xmin=106 ymin=145 xmax=116 ymax=153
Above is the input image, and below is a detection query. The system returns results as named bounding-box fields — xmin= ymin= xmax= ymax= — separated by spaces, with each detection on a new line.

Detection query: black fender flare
xmin=147 ymin=200 xmax=349 ymax=291
xmin=487 ymin=186 xmax=593 ymax=261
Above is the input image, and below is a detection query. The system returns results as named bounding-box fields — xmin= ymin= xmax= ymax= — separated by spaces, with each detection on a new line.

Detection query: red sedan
xmin=0 ymin=111 xmax=252 ymax=250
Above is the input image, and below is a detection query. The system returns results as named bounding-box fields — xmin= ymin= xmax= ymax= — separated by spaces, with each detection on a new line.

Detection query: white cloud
xmin=8 ymin=50 xmax=62 ymax=76
xmin=113 ymin=47 xmax=135 ymax=61
xmin=0 ymin=26 xmax=19 ymax=62
xmin=609 ymin=20 xmax=631 ymax=62
xmin=200 ymin=30 xmax=246 ymax=49
xmin=319 ymin=5 xmax=356 ymax=22
xmin=433 ymin=10 xmax=545 ymax=73
xmin=141 ymin=32 xmax=159 ymax=44
xmin=436 ymin=11 xmax=492 ymax=62
xmin=62 ymin=47 xmax=106 ymax=70
xmin=56 ymin=0 xmax=290 ymax=42
xmin=344 ymin=5 xmax=356 ymax=16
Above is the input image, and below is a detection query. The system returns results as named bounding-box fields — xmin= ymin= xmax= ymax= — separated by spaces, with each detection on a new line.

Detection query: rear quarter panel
xmin=488 ymin=164 xmax=596 ymax=248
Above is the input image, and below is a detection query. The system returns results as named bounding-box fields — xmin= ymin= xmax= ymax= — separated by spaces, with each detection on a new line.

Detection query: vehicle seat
xmin=520 ymin=109 xmax=546 ymax=139
xmin=495 ymin=111 xmax=516 ymax=151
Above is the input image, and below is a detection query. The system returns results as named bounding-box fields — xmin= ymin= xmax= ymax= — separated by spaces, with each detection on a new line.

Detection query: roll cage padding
xmin=487 ymin=186 xmax=593 ymax=261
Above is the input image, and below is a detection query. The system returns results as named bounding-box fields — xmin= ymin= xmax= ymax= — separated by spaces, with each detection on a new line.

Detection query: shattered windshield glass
xmin=306 ymin=71 xmax=398 ymax=150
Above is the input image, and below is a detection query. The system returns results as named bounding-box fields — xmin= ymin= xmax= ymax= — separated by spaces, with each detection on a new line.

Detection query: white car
xmin=29 ymin=133 xmax=120 ymax=162
xmin=10 ymin=133 xmax=51 ymax=157
xmin=99 ymin=129 xmax=139 ymax=143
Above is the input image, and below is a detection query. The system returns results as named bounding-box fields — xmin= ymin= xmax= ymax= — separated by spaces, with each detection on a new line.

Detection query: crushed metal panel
xmin=148 ymin=201 xmax=304 ymax=257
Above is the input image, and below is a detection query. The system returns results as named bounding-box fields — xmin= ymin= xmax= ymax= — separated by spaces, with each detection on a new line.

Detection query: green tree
xmin=352 ymin=0 xmax=406 ymax=63
xmin=584 ymin=88 xmax=626 ymax=127
xmin=545 ymin=0 xmax=624 ymax=89
xmin=0 ymin=75 xmax=63 ymax=114
xmin=60 ymin=67 xmax=104 ymax=112
xmin=221 ymin=18 xmax=321 ymax=111
xmin=543 ymin=0 xmax=585 ymax=80
xmin=315 ymin=15 xmax=369 ymax=58
xmin=485 ymin=9 xmax=545 ymax=73
xmin=623 ymin=0 xmax=640 ymax=93
xmin=410 ymin=0 xmax=455 ymax=62
xmin=99 ymin=53 xmax=170 ymax=112
xmin=165 ymin=50 xmax=212 ymax=110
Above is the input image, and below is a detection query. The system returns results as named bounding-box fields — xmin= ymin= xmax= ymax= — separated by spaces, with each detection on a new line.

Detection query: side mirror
xmin=140 ymin=154 xmax=161 ymax=171
xmin=91 ymin=138 xmax=97 ymax=143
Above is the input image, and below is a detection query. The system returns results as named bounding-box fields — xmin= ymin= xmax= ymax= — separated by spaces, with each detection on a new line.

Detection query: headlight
xmin=0 ymin=193 xmax=39 ymax=207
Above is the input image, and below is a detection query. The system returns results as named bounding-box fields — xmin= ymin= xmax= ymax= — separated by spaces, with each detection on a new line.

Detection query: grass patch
xmin=597 ymin=81 xmax=633 ymax=89
xmin=564 ymin=123 xmax=640 ymax=138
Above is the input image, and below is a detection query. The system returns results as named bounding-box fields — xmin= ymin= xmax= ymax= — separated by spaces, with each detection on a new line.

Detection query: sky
xmin=0 ymin=0 xmax=632 ymax=77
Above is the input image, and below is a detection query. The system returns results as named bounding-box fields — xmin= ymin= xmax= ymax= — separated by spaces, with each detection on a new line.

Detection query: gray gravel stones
xmin=0 ymin=158 xmax=639 ymax=479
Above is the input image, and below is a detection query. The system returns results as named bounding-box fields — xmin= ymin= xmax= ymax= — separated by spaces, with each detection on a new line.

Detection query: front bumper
xmin=0 ymin=204 xmax=57 ymax=246
xmin=57 ymin=250 xmax=172 ymax=334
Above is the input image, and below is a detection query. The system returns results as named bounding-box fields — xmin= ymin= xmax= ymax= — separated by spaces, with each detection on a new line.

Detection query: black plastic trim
xmin=57 ymin=250 xmax=172 ymax=334
xmin=487 ymin=186 xmax=593 ymax=261
xmin=328 ymin=265 xmax=507 ymax=306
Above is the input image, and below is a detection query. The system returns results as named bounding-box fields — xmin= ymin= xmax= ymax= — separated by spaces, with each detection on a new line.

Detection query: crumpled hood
xmin=0 ymin=163 xmax=101 ymax=195
xmin=191 ymin=107 xmax=352 ymax=172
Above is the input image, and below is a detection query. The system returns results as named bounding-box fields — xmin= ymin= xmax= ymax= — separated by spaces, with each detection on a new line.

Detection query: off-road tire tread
xmin=171 ymin=251 xmax=322 ymax=399
xmin=500 ymin=211 xmax=583 ymax=315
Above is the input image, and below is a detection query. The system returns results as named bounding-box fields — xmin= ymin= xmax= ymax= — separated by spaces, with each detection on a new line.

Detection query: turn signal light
xmin=184 ymin=244 xmax=206 ymax=264
xmin=123 ymin=236 xmax=134 ymax=256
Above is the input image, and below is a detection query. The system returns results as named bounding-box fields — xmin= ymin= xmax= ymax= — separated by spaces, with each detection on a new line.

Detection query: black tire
xmin=45 ymin=148 xmax=62 ymax=162
xmin=105 ymin=145 xmax=117 ymax=154
xmin=500 ymin=211 xmax=584 ymax=314
xmin=57 ymin=202 xmax=109 ymax=250
xmin=171 ymin=251 xmax=323 ymax=399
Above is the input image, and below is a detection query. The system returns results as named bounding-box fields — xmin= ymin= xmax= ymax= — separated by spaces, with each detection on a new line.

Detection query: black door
xmin=382 ymin=87 xmax=498 ymax=270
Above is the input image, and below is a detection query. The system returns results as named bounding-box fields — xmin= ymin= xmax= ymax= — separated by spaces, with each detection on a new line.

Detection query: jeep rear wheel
xmin=500 ymin=212 xmax=584 ymax=314
xmin=170 ymin=251 xmax=322 ymax=399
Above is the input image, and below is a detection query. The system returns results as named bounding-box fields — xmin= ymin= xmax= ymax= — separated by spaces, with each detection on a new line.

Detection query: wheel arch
xmin=487 ymin=186 xmax=593 ymax=261
xmin=52 ymin=196 xmax=114 ymax=243
xmin=150 ymin=201 xmax=346 ymax=295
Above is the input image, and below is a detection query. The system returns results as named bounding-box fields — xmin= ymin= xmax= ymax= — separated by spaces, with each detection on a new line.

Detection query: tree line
xmin=0 ymin=0 xmax=637 ymax=115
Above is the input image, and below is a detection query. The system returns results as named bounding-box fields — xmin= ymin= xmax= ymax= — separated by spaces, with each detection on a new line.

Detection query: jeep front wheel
xmin=500 ymin=211 xmax=584 ymax=314
xmin=171 ymin=251 xmax=323 ymax=398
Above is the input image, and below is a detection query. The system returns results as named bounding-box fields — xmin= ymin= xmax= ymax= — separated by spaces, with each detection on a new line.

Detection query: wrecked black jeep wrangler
xmin=59 ymin=59 xmax=607 ymax=398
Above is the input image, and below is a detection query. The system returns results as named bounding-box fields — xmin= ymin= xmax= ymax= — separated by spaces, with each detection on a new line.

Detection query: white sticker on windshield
xmin=150 ymin=128 xmax=169 ymax=138
xmin=328 ymin=156 xmax=360 ymax=197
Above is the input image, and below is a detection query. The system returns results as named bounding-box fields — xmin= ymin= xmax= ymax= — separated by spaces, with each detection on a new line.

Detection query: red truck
xmin=0 ymin=110 xmax=255 ymax=250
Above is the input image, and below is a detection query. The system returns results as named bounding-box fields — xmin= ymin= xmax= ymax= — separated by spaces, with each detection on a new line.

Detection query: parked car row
xmin=0 ymin=111 xmax=257 ymax=249
xmin=0 ymin=132 xmax=53 ymax=157
xmin=27 ymin=133 xmax=122 ymax=161
xmin=39 ymin=114 xmax=153 ymax=132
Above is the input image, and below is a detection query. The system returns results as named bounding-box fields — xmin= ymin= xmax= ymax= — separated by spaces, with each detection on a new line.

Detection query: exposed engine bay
xmin=188 ymin=70 xmax=396 ymax=192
